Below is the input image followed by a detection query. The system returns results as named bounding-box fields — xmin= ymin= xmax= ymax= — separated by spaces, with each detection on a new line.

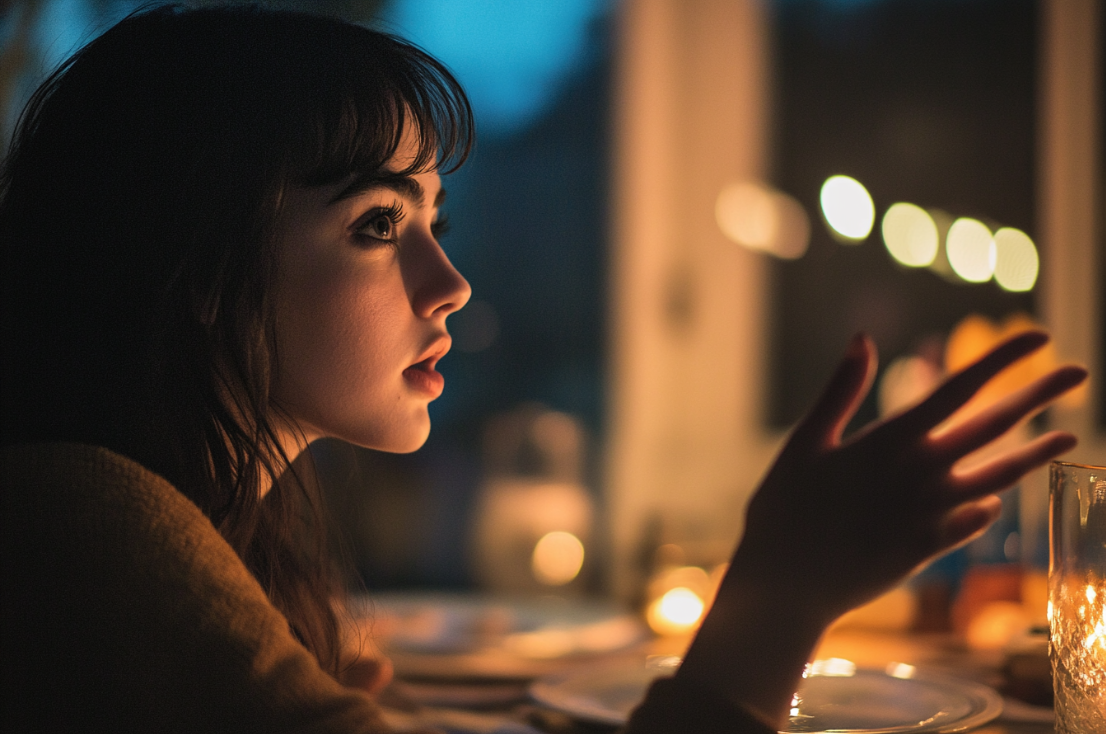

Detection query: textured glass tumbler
xmin=1049 ymin=461 xmax=1106 ymax=733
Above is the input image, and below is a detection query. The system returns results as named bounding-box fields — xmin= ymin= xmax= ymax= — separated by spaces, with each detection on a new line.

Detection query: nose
xmin=409 ymin=239 xmax=471 ymax=320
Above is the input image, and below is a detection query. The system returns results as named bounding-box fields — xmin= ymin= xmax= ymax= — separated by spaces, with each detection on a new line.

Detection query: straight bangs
xmin=289 ymin=27 xmax=474 ymax=189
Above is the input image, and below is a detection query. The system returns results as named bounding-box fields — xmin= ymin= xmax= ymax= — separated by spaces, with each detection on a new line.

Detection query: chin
xmin=355 ymin=416 xmax=432 ymax=454
xmin=386 ymin=429 xmax=431 ymax=454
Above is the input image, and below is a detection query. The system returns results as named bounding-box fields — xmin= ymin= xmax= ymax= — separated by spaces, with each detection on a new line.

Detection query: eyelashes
xmin=352 ymin=201 xmax=450 ymax=245
xmin=354 ymin=201 xmax=406 ymax=243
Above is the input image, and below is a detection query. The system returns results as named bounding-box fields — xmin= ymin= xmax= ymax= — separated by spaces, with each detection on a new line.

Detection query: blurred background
xmin=2 ymin=0 xmax=1102 ymax=644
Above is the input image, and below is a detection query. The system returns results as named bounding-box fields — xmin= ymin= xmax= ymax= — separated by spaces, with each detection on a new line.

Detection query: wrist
xmin=675 ymin=550 xmax=835 ymax=727
xmin=725 ymin=532 xmax=860 ymax=624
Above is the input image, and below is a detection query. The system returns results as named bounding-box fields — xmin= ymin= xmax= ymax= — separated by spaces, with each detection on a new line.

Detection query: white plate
xmin=529 ymin=662 xmax=1004 ymax=733
xmin=354 ymin=593 xmax=645 ymax=680
xmin=363 ymin=593 xmax=643 ymax=654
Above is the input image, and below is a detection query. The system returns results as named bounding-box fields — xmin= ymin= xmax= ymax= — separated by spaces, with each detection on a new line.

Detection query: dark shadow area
xmin=768 ymin=0 xmax=1037 ymax=430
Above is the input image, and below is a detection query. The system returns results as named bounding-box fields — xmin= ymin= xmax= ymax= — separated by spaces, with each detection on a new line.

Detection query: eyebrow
xmin=330 ymin=172 xmax=445 ymax=209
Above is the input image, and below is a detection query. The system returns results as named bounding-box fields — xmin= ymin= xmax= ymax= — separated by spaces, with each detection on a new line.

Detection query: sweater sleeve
xmin=2 ymin=443 xmax=393 ymax=734
xmin=622 ymin=676 xmax=778 ymax=734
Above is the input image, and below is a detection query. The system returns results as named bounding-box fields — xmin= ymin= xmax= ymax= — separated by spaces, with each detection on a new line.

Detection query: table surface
xmin=378 ymin=626 xmax=1058 ymax=733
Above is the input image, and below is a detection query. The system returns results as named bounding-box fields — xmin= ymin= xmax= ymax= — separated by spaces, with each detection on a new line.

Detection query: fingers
xmin=946 ymin=430 xmax=1078 ymax=501
xmin=928 ymin=365 xmax=1087 ymax=461
xmin=937 ymin=495 xmax=1002 ymax=552
xmin=892 ymin=331 xmax=1050 ymax=438
xmin=790 ymin=333 xmax=876 ymax=451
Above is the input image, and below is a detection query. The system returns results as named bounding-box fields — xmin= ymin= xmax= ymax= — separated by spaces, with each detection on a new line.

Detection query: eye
xmin=361 ymin=214 xmax=394 ymax=240
xmin=354 ymin=202 xmax=405 ymax=243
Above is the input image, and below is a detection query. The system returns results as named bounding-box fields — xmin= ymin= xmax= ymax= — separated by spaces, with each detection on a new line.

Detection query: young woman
xmin=0 ymin=5 xmax=1087 ymax=733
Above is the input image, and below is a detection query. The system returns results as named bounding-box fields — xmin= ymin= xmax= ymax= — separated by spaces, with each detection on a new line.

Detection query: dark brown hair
xmin=0 ymin=4 xmax=473 ymax=674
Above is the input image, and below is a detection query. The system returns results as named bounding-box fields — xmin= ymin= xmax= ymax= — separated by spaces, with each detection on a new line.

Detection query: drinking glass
xmin=1049 ymin=461 xmax=1106 ymax=733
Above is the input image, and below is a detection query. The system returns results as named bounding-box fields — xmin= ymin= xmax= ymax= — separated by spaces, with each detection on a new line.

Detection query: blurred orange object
xmin=944 ymin=313 xmax=1085 ymax=430
xmin=965 ymin=601 xmax=1030 ymax=651
xmin=951 ymin=564 xmax=1023 ymax=637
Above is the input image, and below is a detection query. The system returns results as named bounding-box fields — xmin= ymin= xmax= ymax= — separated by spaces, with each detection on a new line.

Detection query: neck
xmin=261 ymin=418 xmax=317 ymax=498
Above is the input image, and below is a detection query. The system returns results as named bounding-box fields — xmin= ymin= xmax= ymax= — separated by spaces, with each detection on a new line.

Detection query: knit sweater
xmin=1 ymin=443 xmax=771 ymax=733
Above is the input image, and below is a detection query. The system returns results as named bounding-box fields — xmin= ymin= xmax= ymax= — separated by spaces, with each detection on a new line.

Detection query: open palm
xmin=736 ymin=331 xmax=1085 ymax=619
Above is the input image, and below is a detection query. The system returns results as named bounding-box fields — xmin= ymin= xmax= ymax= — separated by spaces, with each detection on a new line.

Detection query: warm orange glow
xmin=716 ymin=181 xmax=810 ymax=259
xmin=886 ymin=662 xmax=916 ymax=679
xmin=646 ymin=587 xmax=705 ymax=635
xmin=644 ymin=564 xmax=723 ymax=636
xmin=944 ymin=313 xmax=1084 ymax=423
xmin=1084 ymin=584 xmax=1106 ymax=657
xmin=965 ymin=600 xmax=1029 ymax=651
xmin=878 ymin=355 xmax=940 ymax=417
xmin=830 ymin=585 xmax=917 ymax=632
xmin=531 ymin=530 xmax=585 ymax=586
xmin=807 ymin=658 xmax=857 ymax=677
xmin=649 ymin=565 xmax=711 ymax=596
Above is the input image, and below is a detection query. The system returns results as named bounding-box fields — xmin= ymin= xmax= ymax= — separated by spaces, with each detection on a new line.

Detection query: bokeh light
xmin=992 ymin=227 xmax=1039 ymax=292
xmin=925 ymin=208 xmax=958 ymax=281
xmin=808 ymin=658 xmax=858 ymax=677
xmin=715 ymin=181 xmax=810 ymax=259
xmin=819 ymin=175 xmax=875 ymax=241
xmin=945 ymin=217 xmax=995 ymax=282
xmin=887 ymin=662 xmax=916 ymax=680
xmin=531 ymin=530 xmax=585 ymax=586
xmin=881 ymin=202 xmax=938 ymax=267
xmin=878 ymin=355 xmax=940 ymax=417
xmin=646 ymin=587 xmax=705 ymax=635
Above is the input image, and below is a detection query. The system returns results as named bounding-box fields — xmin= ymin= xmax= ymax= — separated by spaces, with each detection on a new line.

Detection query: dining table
xmin=356 ymin=593 xmax=1060 ymax=734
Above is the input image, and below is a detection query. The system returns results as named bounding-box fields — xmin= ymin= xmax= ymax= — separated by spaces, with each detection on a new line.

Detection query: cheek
xmin=294 ymin=277 xmax=395 ymax=391
xmin=275 ymin=266 xmax=420 ymax=444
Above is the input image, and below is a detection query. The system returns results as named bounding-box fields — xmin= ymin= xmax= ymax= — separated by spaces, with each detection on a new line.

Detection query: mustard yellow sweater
xmin=1 ymin=443 xmax=770 ymax=733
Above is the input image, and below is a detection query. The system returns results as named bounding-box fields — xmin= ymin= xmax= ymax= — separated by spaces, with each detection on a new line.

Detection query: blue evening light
xmin=382 ymin=0 xmax=611 ymax=136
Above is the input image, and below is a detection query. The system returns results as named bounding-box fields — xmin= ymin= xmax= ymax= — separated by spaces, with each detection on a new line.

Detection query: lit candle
xmin=1048 ymin=462 xmax=1106 ymax=732
xmin=643 ymin=563 xmax=726 ymax=636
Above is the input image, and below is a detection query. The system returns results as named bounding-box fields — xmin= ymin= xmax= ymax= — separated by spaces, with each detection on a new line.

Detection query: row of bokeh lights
xmin=716 ymin=175 xmax=1040 ymax=292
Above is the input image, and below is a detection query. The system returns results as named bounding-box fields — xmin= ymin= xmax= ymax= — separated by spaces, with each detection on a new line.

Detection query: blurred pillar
xmin=1039 ymin=0 xmax=1104 ymax=462
xmin=606 ymin=0 xmax=779 ymax=599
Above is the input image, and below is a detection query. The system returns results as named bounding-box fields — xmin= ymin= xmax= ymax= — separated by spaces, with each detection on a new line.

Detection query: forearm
xmin=675 ymin=548 xmax=836 ymax=728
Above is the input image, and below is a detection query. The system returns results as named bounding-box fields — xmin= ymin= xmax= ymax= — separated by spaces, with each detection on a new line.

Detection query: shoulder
xmin=2 ymin=442 xmax=387 ymax=732
xmin=2 ymin=441 xmax=275 ymax=648
xmin=2 ymin=441 xmax=259 ymax=646
xmin=2 ymin=440 xmax=199 ymax=523
xmin=2 ymin=441 xmax=222 ymax=580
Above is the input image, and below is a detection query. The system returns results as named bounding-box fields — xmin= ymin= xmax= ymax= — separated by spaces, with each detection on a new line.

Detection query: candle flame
xmin=646 ymin=587 xmax=705 ymax=635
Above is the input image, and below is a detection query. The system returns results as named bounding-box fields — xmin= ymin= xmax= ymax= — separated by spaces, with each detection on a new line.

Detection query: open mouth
xmin=402 ymin=339 xmax=450 ymax=397
xmin=402 ymin=359 xmax=445 ymax=396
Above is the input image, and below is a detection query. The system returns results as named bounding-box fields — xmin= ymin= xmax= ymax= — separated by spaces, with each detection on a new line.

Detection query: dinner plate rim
xmin=528 ymin=663 xmax=1005 ymax=733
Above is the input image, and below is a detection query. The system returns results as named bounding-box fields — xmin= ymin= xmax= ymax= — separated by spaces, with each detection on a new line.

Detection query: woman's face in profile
xmin=269 ymin=133 xmax=471 ymax=453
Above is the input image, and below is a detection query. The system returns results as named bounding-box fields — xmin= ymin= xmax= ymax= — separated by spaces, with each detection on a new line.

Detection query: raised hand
xmin=735 ymin=330 xmax=1085 ymax=617
xmin=676 ymin=331 xmax=1087 ymax=727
